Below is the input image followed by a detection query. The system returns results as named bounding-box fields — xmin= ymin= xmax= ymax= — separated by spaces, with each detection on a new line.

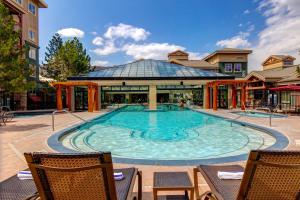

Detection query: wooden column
xmin=87 ymin=85 xmax=94 ymax=112
xmin=56 ymin=85 xmax=63 ymax=111
xmin=241 ymin=84 xmax=246 ymax=110
xmin=94 ymin=86 xmax=99 ymax=111
xmin=213 ymin=83 xmax=218 ymax=111
xmin=66 ymin=86 xmax=72 ymax=111
xmin=232 ymin=85 xmax=237 ymax=109
xmin=204 ymin=84 xmax=210 ymax=109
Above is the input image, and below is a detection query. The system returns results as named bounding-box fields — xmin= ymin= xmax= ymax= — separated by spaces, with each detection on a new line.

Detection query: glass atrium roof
xmin=69 ymin=59 xmax=232 ymax=80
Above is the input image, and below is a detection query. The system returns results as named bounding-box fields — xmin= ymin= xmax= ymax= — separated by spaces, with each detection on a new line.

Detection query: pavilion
xmin=53 ymin=59 xmax=252 ymax=112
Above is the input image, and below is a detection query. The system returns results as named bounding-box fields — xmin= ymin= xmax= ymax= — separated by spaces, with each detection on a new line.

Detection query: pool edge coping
xmin=47 ymin=107 xmax=289 ymax=166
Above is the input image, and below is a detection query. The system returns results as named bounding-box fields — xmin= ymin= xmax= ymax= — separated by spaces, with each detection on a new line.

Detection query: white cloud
xmin=57 ymin=28 xmax=84 ymax=38
xmin=248 ymin=0 xmax=300 ymax=70
xmin=91 ymin=60 xmax=109 ymax=66
xmin=92 ymin=36 xmax=104 ymax=46
xmin=216 ymin=32 xmax=251 ymax=48
xmin=91 ymin=31 xmax=97 ymax=35
xmin=104 ymin=23 xmax=150 ymax=41
xmin=238 ymin=23 xmax=243 ymax=27
xmin=243 ymin=9 xmax=250 ymax=14
xmin=122 ymin=43 xmax=185 ymax=60
xmin=188 ymin=52 xmax=209 ymax=60
xmin=92 ymin=41 xmax=119 ymax=56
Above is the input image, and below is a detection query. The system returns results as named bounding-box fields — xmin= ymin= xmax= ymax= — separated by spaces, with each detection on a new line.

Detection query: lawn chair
xmin=24 ymin=152 xmax=142 ymax=200
xmin=193 ymin=150 xmax=300 ymax=200
xmin=0 ymin=111 xmax=6 ymax=126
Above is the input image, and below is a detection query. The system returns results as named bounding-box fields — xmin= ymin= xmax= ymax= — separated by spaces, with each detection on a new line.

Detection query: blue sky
xmin=39 ymin=0 xmax=300 ymax=70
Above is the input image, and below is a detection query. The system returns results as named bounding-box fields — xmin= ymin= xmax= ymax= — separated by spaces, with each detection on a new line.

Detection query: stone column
xmin=149 ymin=85 xmax=157 ymax=110
xmin=125 ymin=93 xmax=130 ymax=104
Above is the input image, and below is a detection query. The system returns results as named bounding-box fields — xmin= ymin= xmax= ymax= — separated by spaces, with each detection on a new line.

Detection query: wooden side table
xmin=153 ymin=172 xmax=194 ymax=200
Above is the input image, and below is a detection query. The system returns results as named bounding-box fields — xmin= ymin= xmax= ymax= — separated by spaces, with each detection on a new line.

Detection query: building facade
xmin=245 ymin=55 xmax=300 ymax=111
xmin=1 ymin=0 xmax=47 ymax=110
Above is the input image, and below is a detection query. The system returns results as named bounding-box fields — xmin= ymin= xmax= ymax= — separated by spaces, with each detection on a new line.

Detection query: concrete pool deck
xmin=1 ymin=108 xmax=300 ymax=198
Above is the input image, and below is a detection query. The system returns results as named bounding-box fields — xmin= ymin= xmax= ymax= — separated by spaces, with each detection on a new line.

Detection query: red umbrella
xmin=270 ymin=85 xmax=300 ymax=91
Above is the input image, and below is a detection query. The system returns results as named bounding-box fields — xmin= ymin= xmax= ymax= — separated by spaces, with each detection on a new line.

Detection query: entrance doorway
xmin=75 ymin=87 xmax=88 ymax=110
xmin=218 ymin=87 xmax=228 ymax=108
xmin=157 ymin=93 xmax=169 ymax=103
xmin=112 ymin=94 xmax=125 ymax=103
xmin=131 ymin=94 xmax=147 ymax=103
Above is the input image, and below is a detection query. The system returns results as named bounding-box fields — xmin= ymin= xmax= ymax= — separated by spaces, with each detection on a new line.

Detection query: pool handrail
xmin=255 ymin=107 xmax=273 ymax=127
xmin=52 ymin=109 xmax=87 ymax=131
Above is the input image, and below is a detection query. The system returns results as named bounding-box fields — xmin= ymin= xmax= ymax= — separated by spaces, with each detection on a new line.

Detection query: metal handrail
xmin=256 ymin=107 xmax=273 ymax=127
xmin=52 ymin=109 xmax=87 ymax=131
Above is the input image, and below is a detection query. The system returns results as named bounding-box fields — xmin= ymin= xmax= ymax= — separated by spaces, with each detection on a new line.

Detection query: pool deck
xmin=1 ymin=108 xmax=300 ymax=198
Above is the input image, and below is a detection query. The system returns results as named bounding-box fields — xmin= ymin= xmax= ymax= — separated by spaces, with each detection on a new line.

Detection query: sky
xmin=39 ymin=0 xmax=300 ymax=71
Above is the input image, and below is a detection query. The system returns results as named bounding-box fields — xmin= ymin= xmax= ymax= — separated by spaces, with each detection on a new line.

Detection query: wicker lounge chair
xmin=193 ymin=150 xmax=300 ymax=200
xmin=0 ymin=111 xmax=6 ymax=125
xmin=24 ymin=152 xmax=142 ymax=200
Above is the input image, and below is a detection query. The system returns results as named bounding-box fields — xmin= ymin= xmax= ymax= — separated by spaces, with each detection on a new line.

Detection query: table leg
xmin=190 ymin=188 xmax=194 ymax=200
xmin=193 ymin=168 xmax=200 ymax=200
xmin=153 ymin=188 xmax=158 ymax=200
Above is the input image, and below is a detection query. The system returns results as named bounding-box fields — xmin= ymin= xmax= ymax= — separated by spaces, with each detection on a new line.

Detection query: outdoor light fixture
xmin=122 ymin=82 xmax=126 ymax=86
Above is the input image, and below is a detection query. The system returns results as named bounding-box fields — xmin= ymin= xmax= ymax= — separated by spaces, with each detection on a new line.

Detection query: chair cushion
xmin=198 ymin=165 xmax=244 ymax=200
xmin=115 ymin=168 xmax=137 ymax=200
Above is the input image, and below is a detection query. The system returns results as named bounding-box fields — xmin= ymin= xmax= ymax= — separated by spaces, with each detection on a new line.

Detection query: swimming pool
xmin=231 ymin=111 xmax=286 ymax=118
xmin=51 ymin=105 xmax=288 ymax=165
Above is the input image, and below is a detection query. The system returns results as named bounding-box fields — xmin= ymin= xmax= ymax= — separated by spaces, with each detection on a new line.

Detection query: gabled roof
xmin=168 ymin=50 xmax=189 ymax=57
xmin=69 ymin=59 xmax=233 ymax=80
xmin=262 ymin=55 xmax=296 ymax=66
xmin=169 ymin=59 xmax=219 ymax=70
xmin=203 ymin=48 xmax=252 ymax=61
xmin=245 ymin=65 xmax=299 ymax=82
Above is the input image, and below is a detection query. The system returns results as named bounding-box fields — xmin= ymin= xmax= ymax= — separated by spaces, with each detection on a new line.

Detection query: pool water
xmin=61 ymin=105 xmax=277 ymax=161
xmin=232 ymin=111 xmax=286 ymax=118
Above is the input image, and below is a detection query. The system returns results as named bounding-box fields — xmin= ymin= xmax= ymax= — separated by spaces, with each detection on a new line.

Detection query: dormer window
xmin=284 ymin=61 xmax=293 ymax=65
xmin=15 ymin=0 xmax=22 ymax=5
xmin=234 ymin=63 xmax=242 ymax=72
xmin=224 ymin=63 xmax=233 ymax=72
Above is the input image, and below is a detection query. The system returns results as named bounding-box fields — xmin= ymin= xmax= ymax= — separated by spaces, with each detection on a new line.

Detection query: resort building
xmin=1 ymin=0 xmax=48 ymax=110
xmin=167 ymin=48 xmax=253 ymax=78
xmin=52 ymin=48 xmax=254 ymax=112
xmin=245 ymin=55 xmax=300 ymax=111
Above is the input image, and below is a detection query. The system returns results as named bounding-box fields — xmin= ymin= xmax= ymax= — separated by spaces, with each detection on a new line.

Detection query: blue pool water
xmin=61 ymin=105 xmax=277 ymax=161
xmin=232 ymin=111 xmax=286 ymax=118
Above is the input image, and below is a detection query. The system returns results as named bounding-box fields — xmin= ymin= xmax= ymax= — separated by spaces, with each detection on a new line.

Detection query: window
xmin=234 ymin=63 xmax=242 ymax=72
xmin=29 ymin=47 xmax=36 ymax=60
xmin=15 ymin=0 xmax=22 ymax=5
xmin=224 ymin=63 xmax=233 ymax=72
xmin=28 ymin=2 xmax=36 ymax=15
xmin=28 ymin=30 xmax=35 ymax=41
xmin=29 ymin=64 xmax=36 ymax=77
xmin=284 ymin=61 xmax=293 ymax=65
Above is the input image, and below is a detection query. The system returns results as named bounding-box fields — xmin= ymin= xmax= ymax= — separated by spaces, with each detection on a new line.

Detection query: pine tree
xmin=0 ymin=2 xmax=34 ymax=92
xmin=44 ymin=33 xmax=62 ymax=63
xmin=42 ymin=36 xmax=91 ymax=81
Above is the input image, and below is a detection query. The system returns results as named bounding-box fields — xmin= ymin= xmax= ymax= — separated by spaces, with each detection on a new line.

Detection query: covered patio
xmin=205 ymin=80 xmax=248 ymax=111
xmin=52 ymin=81 xmax=100 ymax=112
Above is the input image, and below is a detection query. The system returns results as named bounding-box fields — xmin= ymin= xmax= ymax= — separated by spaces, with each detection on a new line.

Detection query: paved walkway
xmin=1 ymin=109 xmax=300 ymax=199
